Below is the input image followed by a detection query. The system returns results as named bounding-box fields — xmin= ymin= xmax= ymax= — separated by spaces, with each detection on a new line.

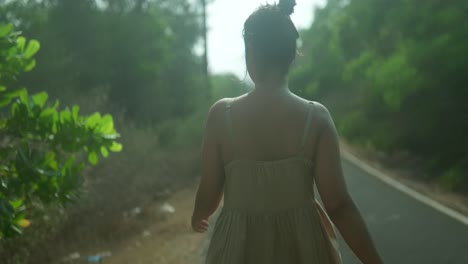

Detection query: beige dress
xmin=206 ymin=100 xmax=341 ymax=264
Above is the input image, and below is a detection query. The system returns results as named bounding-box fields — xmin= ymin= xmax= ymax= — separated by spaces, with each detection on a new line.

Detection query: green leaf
xmin=60 ymin=109 xmax=72 ymax=123
xmin=88 ymin=152 xmax=98 ymax=165
xmin=99 ymin=114 xmax=114 ymax=134
xmin=6 ymin=88 xmax=26 ymax=99
xmin=72 ymin=106 xmax=80 ymax=121
xmin=40 ymin=107 xmax=56 ymax=118
xmin=41 ymin=102 xmax=59 ymax=122
xmin=0 ymin=97 xmax=12 ymax=108
xmin=52 ymin=100 xmax=59 ymax=109
xmin=61 ymin=155 xmax=75 ymax=175
xmin=24 ymin=40 xmax=40 ymax=59
xmin=24 ymin=59 xmax=36 ymax=72
xmin=86 ymin=112 xmax=101 ymax=128
xmin=13 ymin=213 xmax=25 ymax=223
xmin=52 ymin=122 xmax=57 ymax=134
xmin=43 ymin=152 xmax=58 ymax=170
xmin=18 ymin=88 xmax=29 ymax=109
xmin=0 ymin=24 xmax=13 ymax=37
xmin=11 ymin=103 xmax=19 ymax=114
xmin=109 ymin=142 xmax=123 ymax=152
xmin=100 ymin=146 xmax=109 ymax=158
xmin=32 ymin=92 xmax=48 ymax=108
xmin=16 ymin=36 xmax=26 ymax=51
xmin=0 ymin=88 xmax=10 ymax=105
xmin=9 ymin=199 xmax=23 ymax=210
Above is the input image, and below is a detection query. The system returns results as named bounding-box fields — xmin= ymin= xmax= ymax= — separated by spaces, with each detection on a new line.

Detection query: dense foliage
xmin=0 ymin=23 xmax=122 ymax=239
xmin=291 ymin=0 xmax=468 ymax=191
xmin=0 ymin=0 xmax=206 ymax=124
xmin=0 ymin=0 xmax=209 ymax=245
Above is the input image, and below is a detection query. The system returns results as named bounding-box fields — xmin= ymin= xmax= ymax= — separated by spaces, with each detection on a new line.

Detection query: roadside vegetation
xmin=291 ymin=0 xmax=468 ymax=192
xmin=0 ymin=0 xmax=467 ymax=262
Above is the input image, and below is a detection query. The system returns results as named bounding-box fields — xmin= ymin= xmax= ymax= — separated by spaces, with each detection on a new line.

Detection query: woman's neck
xmin=252 ymin=75 xmax=290 ymax=95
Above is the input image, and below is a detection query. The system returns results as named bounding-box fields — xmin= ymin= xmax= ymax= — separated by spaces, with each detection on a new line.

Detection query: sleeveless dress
xmin=206 ymin=100 xmax=341 ymax=264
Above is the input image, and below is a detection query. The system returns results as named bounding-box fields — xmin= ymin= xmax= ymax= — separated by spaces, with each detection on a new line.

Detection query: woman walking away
xmin=192 ymin=1 xmax=384 ymax=263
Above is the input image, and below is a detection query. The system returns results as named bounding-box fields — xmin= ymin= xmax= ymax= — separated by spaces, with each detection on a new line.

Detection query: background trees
xmin=291 ymin=0 xmax=468 ymax=191
xmin=0 ymin=0 xmax=206 ymax=124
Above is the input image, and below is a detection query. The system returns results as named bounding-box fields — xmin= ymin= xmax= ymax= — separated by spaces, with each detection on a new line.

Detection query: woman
xmin=192 ymin=1 xmax=383 ymax=263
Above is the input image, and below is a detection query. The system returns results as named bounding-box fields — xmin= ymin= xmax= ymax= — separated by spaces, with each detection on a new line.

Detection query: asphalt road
xmin=339 ymin=159 xmax=468 ymax=264
xmin=204 ymin=158 xmax=468 ymax=263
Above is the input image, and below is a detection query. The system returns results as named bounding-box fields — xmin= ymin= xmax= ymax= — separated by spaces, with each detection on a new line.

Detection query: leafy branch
xmin=0 ymin=23 xmax=122 ymax=239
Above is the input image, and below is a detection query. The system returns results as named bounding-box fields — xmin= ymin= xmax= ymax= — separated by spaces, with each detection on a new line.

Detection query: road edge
xmin=341 ymin=148 xmax=468 ymax=227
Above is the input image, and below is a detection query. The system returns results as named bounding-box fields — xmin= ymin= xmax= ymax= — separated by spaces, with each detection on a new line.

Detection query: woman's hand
xmin=191 ymin=215 xmax=209 ymax=233
xmin=192 ymin=100 xmax=227 ymax=234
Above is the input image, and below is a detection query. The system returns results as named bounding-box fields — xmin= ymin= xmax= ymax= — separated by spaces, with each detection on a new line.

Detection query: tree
xmin=291 ymin=0 xmax=468 ymax=191
xmin=1 ymin=0 xmax=206 ymax=124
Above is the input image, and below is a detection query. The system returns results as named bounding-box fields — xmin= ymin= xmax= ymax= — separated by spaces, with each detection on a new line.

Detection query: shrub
xmin=0 ymin=24 xmax=122 ymax=239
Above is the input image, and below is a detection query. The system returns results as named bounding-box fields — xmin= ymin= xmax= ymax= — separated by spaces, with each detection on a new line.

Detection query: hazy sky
xmin=207 ymin=0 xmax=326 ymax=78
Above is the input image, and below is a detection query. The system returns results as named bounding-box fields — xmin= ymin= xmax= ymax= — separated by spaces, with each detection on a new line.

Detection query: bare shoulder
xmin=290 ymin=93 xmax=331 ymax=119
xmin=208 ymin=94 xmax=247 ymax=111
xmin=205 ymin=98 xmax=230 ymax=126
xmin=208 ymin=98 xmax=229 ymax=114
xmin=311 ymin=101 xmax=333 ymax=122
xmin=310 ymin=101 xmax=339 ymax=139
xmin=207 ymin=94 xmax=249 ymax=124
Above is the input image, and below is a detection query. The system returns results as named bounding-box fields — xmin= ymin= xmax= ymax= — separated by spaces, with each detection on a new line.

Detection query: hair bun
xmin=278 ymin=0 xmax=296 ymax=16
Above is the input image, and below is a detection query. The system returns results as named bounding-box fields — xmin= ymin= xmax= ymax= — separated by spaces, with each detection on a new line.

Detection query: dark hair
xmin=243 ymin=0 xmax=299 ymax=74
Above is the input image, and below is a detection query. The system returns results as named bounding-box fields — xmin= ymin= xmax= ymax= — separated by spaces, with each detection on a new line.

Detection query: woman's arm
xmin=314 ymin=103 xmax=384 ymax=264
xmin=192 ymin=100 xmax=226 ymax=233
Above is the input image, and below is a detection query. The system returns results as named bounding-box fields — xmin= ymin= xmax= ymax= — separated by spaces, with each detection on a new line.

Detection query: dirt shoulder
xmin=86 ymin=185 xmax=205 ymax=264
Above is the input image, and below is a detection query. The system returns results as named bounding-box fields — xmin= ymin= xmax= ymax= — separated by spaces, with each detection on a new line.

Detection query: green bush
xmin=0 ymin=24 xmax=122 ymax=239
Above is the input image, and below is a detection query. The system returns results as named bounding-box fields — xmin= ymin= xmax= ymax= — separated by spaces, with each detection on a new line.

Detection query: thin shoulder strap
xmin=299 ymin=101 xmax=315 ymax=151
xmin=225 ymin=99 xmax=234 ymax=147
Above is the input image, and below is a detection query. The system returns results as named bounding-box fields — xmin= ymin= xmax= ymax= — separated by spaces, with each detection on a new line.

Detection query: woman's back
xmin=219 ymin=90 xmax=322 ymax=165
xmin=222 ymin=92 xmax=319 ymax=212
xmin=206 ymin=93 xmax=338 ymax=264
